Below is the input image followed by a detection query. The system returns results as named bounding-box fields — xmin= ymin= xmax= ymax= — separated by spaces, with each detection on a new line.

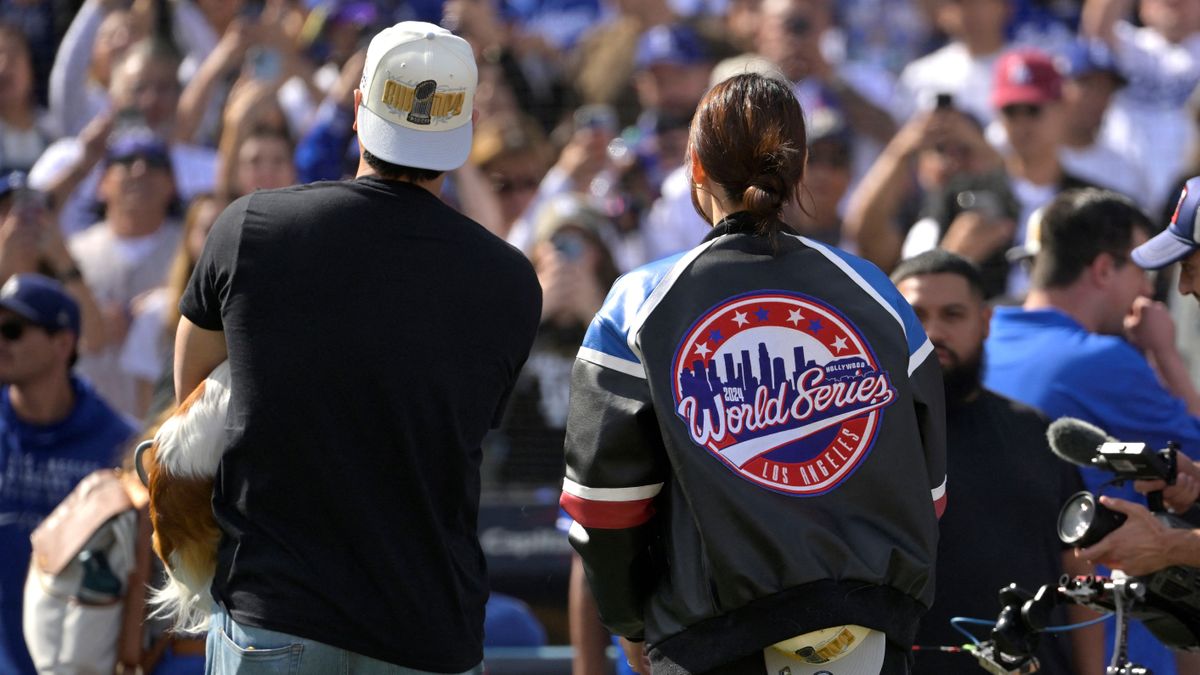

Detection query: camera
xmin=967 ymin=422 xmax=1200 ymax=673
xmin=955 ymin=190 xmax=1004 ymax=221
xmin=1052 ymin=442 xmax=1200 ymax=653
xmin=1057 ymin=439 xmax=1178 ymax=547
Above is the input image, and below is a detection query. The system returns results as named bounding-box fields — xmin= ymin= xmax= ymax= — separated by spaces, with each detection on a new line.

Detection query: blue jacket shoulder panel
xmin=581 ymin=252 xmax=689 ymax=368
xmin=796 ymin=237 xmax=929 ymax=359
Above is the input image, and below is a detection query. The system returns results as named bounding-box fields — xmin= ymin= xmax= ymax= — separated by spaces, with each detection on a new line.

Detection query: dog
xmin=135 ymin=360 xmax=231 ymax=633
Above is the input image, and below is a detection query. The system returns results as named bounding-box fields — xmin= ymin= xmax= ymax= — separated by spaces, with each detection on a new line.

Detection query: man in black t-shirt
xmin=892 ymin=250 xmax=1103 ymax=675
xmin=175 ymin=21 xmax=541 ymax=675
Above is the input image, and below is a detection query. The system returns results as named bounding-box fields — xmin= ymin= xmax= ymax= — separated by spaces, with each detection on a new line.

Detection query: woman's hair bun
xmin=741 ymin=172 xmax=788 ymax=218
xmin=687 ymin=73 xmax=808 ymax=230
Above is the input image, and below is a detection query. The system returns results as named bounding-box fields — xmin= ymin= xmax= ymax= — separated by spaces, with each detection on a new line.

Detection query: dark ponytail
xmin=688 ymin=73 xmax=807 ymax=235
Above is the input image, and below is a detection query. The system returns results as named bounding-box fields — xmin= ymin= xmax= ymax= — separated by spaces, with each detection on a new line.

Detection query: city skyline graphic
xmin=671 ymin=293 xmax=897 ymax=493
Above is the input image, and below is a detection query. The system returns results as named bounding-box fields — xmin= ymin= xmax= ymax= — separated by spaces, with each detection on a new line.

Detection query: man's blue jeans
xmin=205 ymin=604 xmax=484 ymax=675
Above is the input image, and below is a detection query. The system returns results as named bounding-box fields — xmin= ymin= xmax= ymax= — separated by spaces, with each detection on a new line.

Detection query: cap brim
xmin=357 ymin=104 xmax=472 ymax=172
xmin=1006 ymin=242 xmax=1039 ymax=263
xmin=1132 ymin=230 xmax=1198 ymax=270
xmin=764 ymin=629 xmax=886 ymax=674
xmin=992 ymin=87 xmax=1056 ymax=109
xmin=0 ymin=297 xmax=45 ymax=326
xmin=1077 ymin=67 xmax=1128 ymax=87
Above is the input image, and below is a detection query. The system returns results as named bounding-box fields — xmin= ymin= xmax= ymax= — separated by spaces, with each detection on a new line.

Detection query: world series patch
xmin=671 ymin=291 xmax=897 ymax=495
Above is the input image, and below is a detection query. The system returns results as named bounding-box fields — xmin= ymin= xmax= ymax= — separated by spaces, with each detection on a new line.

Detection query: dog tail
xmin=147 ymin=547 xmax=215 ymax=634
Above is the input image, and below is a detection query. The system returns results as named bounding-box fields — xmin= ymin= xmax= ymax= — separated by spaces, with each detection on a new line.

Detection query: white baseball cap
xmin=357 ymin=21 xmax=477 ymax=172
xmin=762 ymin=625 xmax=887 ymax=675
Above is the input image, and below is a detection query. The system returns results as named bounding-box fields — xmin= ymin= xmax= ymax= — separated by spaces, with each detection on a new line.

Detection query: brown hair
xmin=688 ymin=72 xmax=807 ymax=234
xmin=1031 ymin=188 xmax=1150 ymax=290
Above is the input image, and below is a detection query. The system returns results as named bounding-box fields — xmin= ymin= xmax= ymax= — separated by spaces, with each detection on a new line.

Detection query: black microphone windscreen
xmin=1047 ymin=417 xmax=1113 ymax=467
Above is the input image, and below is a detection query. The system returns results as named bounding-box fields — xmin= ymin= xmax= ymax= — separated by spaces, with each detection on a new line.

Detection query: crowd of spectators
xmin=4 ymin=0 xmax=1200 ymax=672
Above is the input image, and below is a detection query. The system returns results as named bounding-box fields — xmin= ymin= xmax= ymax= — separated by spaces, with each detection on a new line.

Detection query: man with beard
xmin=892 ymin=250 xmax=1102 ymax=675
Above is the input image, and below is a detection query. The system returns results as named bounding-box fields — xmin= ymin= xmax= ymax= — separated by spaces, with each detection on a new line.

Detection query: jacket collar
xmin=702 ymin=211 xmax=763 ymax=242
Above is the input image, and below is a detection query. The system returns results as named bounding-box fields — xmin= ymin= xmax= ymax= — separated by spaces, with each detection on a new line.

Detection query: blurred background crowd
xmin=3 ymin=0 xmax=1200 ymax=672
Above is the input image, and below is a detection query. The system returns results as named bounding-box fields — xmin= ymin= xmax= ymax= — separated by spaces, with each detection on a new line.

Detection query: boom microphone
xmin=1046 ymin=417 xmax=1113 ymax=468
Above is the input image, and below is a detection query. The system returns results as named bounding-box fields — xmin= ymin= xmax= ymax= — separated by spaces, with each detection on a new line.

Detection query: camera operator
xmin=1076 ymin=492 xmax=1200 ymax=576
xmin=1079 ymin=176 xmax=1200 ymax=577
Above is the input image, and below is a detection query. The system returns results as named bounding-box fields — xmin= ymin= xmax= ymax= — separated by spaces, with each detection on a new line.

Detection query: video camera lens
xmin=1058 ymin=491 xmax=1127 ymax=548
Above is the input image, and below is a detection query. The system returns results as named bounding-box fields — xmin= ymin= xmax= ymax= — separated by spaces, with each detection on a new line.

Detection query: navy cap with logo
xmin=635 ymin=24 xmax=707 ymax=70
xmin=105 ymin=132 xmax=173 ymax=171
xmin=0 ymin=274 xmax=81 ymax=335
xmin=1132 ymin=176 xmax=1200 ymax=270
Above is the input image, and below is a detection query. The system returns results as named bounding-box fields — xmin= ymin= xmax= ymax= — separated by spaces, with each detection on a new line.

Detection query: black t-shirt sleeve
xmin=490 ymin=269 xmax=542 ymax=428
xmin=180 ymin=197 xmax=248 ymax=331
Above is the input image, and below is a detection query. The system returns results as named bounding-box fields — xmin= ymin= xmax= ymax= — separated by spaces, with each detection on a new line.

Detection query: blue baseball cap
xmin=635 ymin=24 xmax=707 ymax=70
xmin=331 ymin=0 xmax=376 ymax=25
xmin=105 ymin=132 xmax=172 ymax=170
xmin=1132 ymin=177 xmax=1200 ymax=270
xmin=0 ymin=274 xmax=81 ymax=334
xmin=1059 ymin=40 xmax=1126 ymax=85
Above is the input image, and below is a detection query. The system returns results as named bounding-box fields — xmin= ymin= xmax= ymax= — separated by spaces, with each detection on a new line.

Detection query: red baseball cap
xmin=992 ymin=49 xmax=1063 ymax=110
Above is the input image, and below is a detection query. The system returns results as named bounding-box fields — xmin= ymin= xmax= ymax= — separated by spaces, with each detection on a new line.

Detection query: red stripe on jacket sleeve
xmin=934 ymin=492 xmax=947 ymax=520
xmin=560 ymin=492 xmax=656 ymax=529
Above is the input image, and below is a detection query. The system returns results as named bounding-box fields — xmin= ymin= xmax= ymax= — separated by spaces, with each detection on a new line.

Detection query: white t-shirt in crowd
xmin=1059 ymin=142 xmax=1148 ymax=208
xmin=28 ymin=138 xmax=217 ymax=236
xmin=69 ymin=223 xmax=182 ymax=418
xmin=643 ymin=165 xmax=711 ymax=263
xmin=119 ymin=287 xmax=171 ymax=386
xmin=894 ymin=41 xmax=1004 ymax=125
xmin=1102 ymin=22 xmax=1200 ymax=213
xmin=0 ymin=110 xmax=59 ymax=172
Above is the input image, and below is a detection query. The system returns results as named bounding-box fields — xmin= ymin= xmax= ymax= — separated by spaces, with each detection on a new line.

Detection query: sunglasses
xmin=0 ymin=318 xmax=31 ymax=341
xmin=784 ymin=16 xmax=812 ymax=36
xmin=1000 ymin=104 xmax=1044 ymax=119
xmin=491 ymin=176 xmax=540 ymax=195
xmin=110 ymin=152 xmax=172 ymax=170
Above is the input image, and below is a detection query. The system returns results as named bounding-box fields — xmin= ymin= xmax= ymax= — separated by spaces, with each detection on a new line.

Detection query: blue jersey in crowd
xmin=984 ymin=306 xmax=1200 ymax=675
xmin=0 ymin=377 xmax=134 ymax=675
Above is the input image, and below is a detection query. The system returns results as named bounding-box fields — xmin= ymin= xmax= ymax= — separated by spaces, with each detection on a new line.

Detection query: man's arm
xmin=1078 ymin=496 xmax=1200 ymax=575
xmin=825 ymin=76 xmax=897 ymax=144
xmin=569 ymin=553 xmax=617 ymax=675
xmin=1125 ymin=297 xmax=1200 ymax=415
xmin=1135 ymin=451 xmax=1200 ymax=514
xmin=174 ymin=316 xmax=227 ymax=404
xmin=842 ymin=117 xmax=924 ymax=272
xmin=1081 ymin=0 xmax=1133 ymax=46
xmin=174 ymin=196 xmax=245 ymax=402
